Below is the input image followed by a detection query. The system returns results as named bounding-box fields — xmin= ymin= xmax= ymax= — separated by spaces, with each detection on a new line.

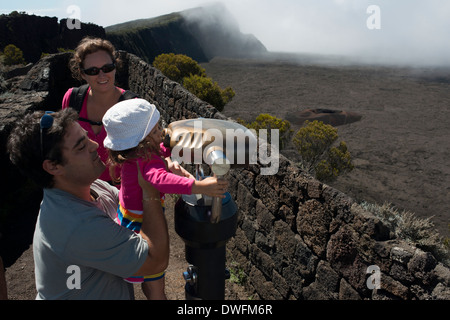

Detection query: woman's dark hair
xmin=7 ymin=108 xmax=79 ymax=189
xmin=69 ymin=36 xmax=118 ymax=81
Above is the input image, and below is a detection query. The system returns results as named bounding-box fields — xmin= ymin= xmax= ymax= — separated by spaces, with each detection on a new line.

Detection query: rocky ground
xmin=202 ymin=55 xmax=450 ymax=239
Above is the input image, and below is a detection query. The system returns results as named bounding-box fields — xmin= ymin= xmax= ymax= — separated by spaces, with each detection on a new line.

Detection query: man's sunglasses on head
xmin=40 ymin=111 xmax=55 ymax=160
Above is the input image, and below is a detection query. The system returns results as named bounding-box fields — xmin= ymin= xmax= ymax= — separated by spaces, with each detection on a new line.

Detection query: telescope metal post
xmin=165 ymin=119 xmax=256 ymax=300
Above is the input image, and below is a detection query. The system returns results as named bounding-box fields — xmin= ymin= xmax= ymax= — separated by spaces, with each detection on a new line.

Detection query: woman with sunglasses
xmin=62 ymin=37 xmax=134 ymax=182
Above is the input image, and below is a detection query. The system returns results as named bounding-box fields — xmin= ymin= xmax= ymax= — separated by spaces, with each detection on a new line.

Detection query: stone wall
xmin=0 ymin=52 xmax=449 ymax=299
xmin=120 ymin=52 xmax=449 ymax=300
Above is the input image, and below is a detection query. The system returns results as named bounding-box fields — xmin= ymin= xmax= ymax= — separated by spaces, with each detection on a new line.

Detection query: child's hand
xmin=167 ymin=158 xmax=195 ymax=179
xmin=191 ymin=176 xmax=228 ymax=198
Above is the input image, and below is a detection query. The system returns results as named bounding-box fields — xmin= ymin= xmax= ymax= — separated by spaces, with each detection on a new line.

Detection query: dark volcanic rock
xmin=0 ymin=12 xmax=105 ymax=63
xmin=106 ymin=3 xmax=267 ymax=64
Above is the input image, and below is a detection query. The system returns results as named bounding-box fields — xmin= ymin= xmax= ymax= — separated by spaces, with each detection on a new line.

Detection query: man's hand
xmin=136 ymin=162 xmax=160 ymax=200
xmin=133 ymin=161 xmax=169 ymax=277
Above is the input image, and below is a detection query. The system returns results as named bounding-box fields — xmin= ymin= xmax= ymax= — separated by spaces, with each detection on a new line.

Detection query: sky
xmin=1 ymin=0 xmax=450 ymax=66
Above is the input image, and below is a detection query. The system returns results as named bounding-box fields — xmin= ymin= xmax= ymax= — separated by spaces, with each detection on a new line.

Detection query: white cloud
xmin=4 ymin=0 xmax=450 ymax=65
xmin=224 ymin=0 xmax=450 ymax=65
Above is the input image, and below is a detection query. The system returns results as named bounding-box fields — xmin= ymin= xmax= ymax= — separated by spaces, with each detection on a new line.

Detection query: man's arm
xmin=132 ymin=164 xmax=169 ymax=277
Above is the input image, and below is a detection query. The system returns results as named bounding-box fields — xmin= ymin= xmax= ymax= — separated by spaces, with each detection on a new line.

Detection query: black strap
xmin=78 ymin=117 xmax=103 ymax=126
xmin=68 ymin=85 xmax=140 ymax=125
xmin=119 ymin=90 xmax=140 ymax=101
xmin=69 ymin=84 xmax=90 ymax=113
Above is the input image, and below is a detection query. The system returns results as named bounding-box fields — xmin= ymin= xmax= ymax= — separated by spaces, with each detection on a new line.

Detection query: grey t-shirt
xmin=33 ymin=180 xmax=149 ymax=300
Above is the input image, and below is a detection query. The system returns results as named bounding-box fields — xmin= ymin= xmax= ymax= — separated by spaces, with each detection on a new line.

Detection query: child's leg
xmin=142 ymin=277 xmax=167 ymax=300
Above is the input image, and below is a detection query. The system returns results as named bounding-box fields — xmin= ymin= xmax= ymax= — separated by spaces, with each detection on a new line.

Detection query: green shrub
xmin=2 ymin=44 xmax=25 ymax=66
xmin=153 ymin=53 xmax=235 ymax=111
xmin=228 ymin=261 xmax=247 ymax=285
xmin=360 ymin=201 xmax=449 ymax=266
xmin=57 ymin=48 xmax=74 ymax=53
xmin=183 ymin=74 xmax=234 ymax=112
xmin=315 ymin=141 xmax=354 ymax=182
xmin=293 ymin=120 xmax=353 ymax=182
xmin=237 ymin=114 xmax=293 ymax=149
xmin=153 ymin=53 xmax=206 ymax=83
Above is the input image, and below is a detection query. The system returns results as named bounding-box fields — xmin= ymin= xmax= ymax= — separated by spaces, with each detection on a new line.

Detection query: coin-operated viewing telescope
xmin=163 ymin=118 xmax=257 ymax=300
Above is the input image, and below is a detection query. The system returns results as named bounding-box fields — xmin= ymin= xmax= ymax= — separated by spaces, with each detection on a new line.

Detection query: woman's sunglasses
xmin=82 ymin=63 xmax=116 ymax=76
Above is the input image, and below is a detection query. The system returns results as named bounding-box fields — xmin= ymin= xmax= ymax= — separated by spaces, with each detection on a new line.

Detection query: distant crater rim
xmin=288 ymin=108 xmax=362 ymax=126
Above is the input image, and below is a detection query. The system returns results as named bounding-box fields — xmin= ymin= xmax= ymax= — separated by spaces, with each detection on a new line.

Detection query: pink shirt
xmin=62 ymin=87 xmax=125 ymax=182
xmin=119 ymin=145 xmax=195 ymax=211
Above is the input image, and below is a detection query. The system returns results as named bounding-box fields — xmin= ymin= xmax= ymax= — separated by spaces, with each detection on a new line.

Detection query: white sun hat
xmin=103 ymin=98 xmax=160 ymax=151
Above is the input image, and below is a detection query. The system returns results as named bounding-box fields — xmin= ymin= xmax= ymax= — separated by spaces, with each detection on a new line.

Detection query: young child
xmin=102 ymin=98 xmax=227 ymax=300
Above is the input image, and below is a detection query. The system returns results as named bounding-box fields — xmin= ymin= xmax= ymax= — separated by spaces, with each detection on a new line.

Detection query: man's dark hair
xmin=7 ymin=108 xmax=79 ymax=188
